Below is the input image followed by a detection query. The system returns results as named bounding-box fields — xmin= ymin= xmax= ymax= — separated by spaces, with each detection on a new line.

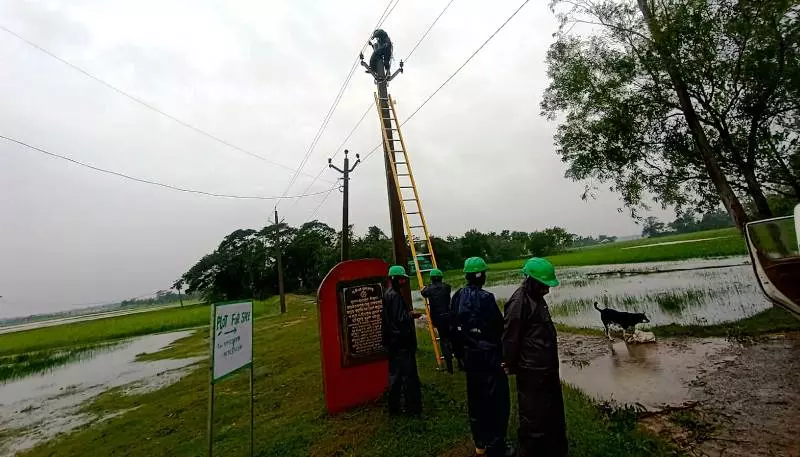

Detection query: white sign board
xmin=211 ymin=300 xmax=253 ymax=382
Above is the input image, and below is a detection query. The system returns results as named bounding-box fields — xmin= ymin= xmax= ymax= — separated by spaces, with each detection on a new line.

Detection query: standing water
xmin=414 ymin=257 xmax=769 ymax=328
xmin=0 ymin=330 xmax=203 ymax=456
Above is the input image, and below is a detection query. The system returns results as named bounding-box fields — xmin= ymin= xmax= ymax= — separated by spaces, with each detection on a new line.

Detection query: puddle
xmin=559 ymin=337 xmax=731 ymax=410
xmin=0 ymin=330 xmax=203 ymax=456
xmin=415 ymin=257 xmax=769 ymax=328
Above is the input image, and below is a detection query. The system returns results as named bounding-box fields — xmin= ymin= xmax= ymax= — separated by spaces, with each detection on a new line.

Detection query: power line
xmin=307 ymin=183 xmax=338 ymax=222
xmin=0 ymin=134 xmax=336 ymax=201
xmin=277 ymin=0 xmax=400 ymax=202
xmin=404 ymin=0 xmax=458 ymax=63
xmin=287 ymin=0 xmax=455 ymax=215
xmin=365 ymin=0 xmax=532 ymax=162
xmin=285 ymin=102 xmax=373 ymax=213
xmin=0 ymin=24 xmax=333 ymax=184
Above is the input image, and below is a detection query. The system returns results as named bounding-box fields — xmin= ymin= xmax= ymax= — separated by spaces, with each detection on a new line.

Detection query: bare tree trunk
xmin=742 ymin=166 xmax=773 ymax=219
xmin=637 ymin=0 xmax=749 ymax=232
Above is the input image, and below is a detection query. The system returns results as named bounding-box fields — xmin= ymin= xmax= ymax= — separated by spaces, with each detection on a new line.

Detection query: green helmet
xmin=429 ymin=268 xmax=444 ymax=278
xmin=522 ymin=257 xmax=559 ymax=287
xmin=388 ymin=265 xmax=408 ymax=278
xmin=463 ymin=257 xmax=489 ymax=274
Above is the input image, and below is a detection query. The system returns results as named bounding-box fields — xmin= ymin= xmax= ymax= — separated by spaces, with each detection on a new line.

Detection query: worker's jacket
xmin=382 ymin=287 xmax=417 ymax=352
xmin=502 ymin=281 xmax=560 ymax=372
xmin=450 ymin=285 xmax=504 ymax=357
xmin=420 ymin=281 xmax=452 ymax=328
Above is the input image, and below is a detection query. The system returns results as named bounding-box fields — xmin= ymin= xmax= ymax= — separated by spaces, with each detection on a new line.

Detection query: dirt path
xmin=641 ymin=333 xmax=800 ymax=457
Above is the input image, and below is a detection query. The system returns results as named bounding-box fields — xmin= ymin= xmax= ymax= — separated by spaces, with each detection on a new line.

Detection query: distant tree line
xmin=642 ymin=209 xmax=735 ymax=237
xmin=119 ymin=289 xmax=195 ymax=308
xmin=180 ymin=222 xmax=580 ymax=303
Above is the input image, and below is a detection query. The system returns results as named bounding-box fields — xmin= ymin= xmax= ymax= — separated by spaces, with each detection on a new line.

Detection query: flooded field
xmin=0 ymin=330 xmax=202 ymax=456
xmin=416 ymin=257 xmax=769 ymax=328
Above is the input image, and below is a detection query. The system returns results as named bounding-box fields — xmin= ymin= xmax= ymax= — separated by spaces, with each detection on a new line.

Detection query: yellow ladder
xmin=374 ymin=92 xmax=443 ymax=368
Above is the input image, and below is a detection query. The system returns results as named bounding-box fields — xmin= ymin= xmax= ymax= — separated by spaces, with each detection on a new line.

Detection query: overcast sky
xmin=0 ymin=0 xmax=672 ymax=318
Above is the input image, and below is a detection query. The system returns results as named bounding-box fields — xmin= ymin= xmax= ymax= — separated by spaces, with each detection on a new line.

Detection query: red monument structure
xmin=317 ymin=259 xmax=390 ymax=414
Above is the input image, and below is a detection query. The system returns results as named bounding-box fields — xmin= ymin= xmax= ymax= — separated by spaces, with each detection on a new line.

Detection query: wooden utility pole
xmin=329 ymin=149 xmax=361 ymax=261
xmin=274 ymin=208 xmax=286 ymax=313
xmin=362 ymin=38 xmax=412 ymax=307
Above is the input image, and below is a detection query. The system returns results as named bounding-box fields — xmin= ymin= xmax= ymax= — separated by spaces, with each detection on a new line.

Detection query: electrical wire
xmin=0 ymin=134 xmax=336 ymax=201
xmin=364 ymin=0 xmax=532 ymax=162
xmin=286 ymin=0 xmax=454 ymax=215
xmin=285 ymin=102 xmax=373 ymax=213
xmin=0 ymin=25 xmax=335 ymax=183
xmin=307 ymin=183 xmax=338 ymax=222
xmin=403 ymin=0 xmax=458 ymax=63
xmin=276 ymin=0 xmax=400 ymax=203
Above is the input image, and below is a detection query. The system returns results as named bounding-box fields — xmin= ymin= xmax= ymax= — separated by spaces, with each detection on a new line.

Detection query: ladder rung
xmin=394 ymin=162 xmax=407 ymax=165
xmin=400 ymin=186 xmax=413 ymax=189
xmin=402 ymin=198 xmax=418 ymax=202
xmin=410 ymin=225 xmax=424 ymax=229
xmin=397 ymin=173 xmax=410 ymax=176
xmin=416 ymin=253 xmax=432 ymax=257
xmin=407 ymin=211 xmax=420 ymax=215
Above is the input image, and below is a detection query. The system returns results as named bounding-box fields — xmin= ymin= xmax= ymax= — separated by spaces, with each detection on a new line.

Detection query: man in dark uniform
xmin=503 ymin=257 xmax=568 ymax=457
xmin=421 ymin=268 xmax=455 ymax=373
xmin=451 ymin=257 xmax=510 ymax=457
xmin=368 ymin=29 xmax=393 ymax=75
xmin=382 ymin=265 xmax=422 ymax=416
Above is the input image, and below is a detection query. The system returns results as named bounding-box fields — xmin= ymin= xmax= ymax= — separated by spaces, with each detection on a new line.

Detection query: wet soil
xmin=641 ymin=333 xmax=800 ymax=457
xmin=559 ymin=331 xmax=800 ymax=457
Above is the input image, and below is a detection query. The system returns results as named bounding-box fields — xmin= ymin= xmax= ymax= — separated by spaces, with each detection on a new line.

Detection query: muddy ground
xmin=640 ymin=333 xmax=800 ymax=457
xmin=558 ymin=332 xmax=800 ymax=457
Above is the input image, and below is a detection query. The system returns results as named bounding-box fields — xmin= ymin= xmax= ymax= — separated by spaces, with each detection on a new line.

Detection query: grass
xmin=16 ymin=298 xmax=673 ymax=457
xmin=0 ymin=343 xmax=115 ymax=382
xmin=0 ymin=298 xmax=287 ymax=357
xmin=423 ymin=228 xmax=746 ymax=288
xmin=651 ymin=305 xmax=800 ymax=339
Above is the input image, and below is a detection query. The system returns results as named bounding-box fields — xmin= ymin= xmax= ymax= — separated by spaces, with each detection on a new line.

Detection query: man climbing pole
xmin=503 ymin=257 xmax=568 ymax=457
xmin=368 ymin=29 xmax=393 ymax=75
xmin=382 ymin=265 xmax=422 ymax=417
xmin=421 ymin=269 xmax=455 ymax=373
xmin=451 ymin=257 xmax=511 ymax=457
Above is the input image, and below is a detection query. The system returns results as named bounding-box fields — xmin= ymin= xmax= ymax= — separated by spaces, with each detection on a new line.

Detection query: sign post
xmin=207 ymin=300 xmax=254 ymax=457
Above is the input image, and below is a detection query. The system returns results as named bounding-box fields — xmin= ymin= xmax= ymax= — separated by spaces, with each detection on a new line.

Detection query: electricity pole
xmin=273 ymin=209 xmax=286 ymax=314
xmin=329 ymin=149 xmax=360 ymax=261
xmin=360 ymin=35 xmax=411 ymax=307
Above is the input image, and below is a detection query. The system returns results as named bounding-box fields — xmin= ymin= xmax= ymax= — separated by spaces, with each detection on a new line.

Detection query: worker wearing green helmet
xmin=381 ymin=265 xmax=422 ymax=416
xmin=502 ymin=257 xmax=567 ymax=457
xmin=421 ymin=268 xmax=454 ymax=373
xmin=451 ymin=257 xmax=511 ymax=457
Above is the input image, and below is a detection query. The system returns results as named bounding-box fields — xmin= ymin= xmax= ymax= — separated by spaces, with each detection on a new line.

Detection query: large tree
xmin=542 ymin=0 xmax=800 ymax=230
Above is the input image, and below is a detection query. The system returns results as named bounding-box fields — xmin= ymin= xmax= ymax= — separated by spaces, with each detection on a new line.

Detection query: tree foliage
xmin=542 ymin=0 xmax=800 ymax=225
xmin=181 ymin=223 xmax=580 ymax=301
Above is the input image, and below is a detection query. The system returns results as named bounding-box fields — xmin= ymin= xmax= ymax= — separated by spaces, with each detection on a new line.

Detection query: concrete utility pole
xmin=329 ymin=149 xmax=361 ymax=261
xmin=273 ymin=209 xmax=286 ymax=314
xmin=361 ymin=32 xmax=412 ymax=308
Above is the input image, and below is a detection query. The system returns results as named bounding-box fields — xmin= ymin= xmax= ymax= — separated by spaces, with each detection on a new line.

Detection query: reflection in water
xmin=0 ymin=330 xmax=202 ymax=456
xmin=560 ymin=338 xmax=730 ymax=410
xmin=413 ymin=257 xmax=769 ymax=328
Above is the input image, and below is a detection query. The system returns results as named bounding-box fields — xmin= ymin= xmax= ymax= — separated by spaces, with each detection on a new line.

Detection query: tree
xmin=642 ymin=216 xmax=667 ymax=237
xmin=542 ymin=0 xmax=800 ymax=231
xmin=460 ymin=229 xmax=490 ymax=259
xmin=171 ymin=279 xmax=184 ymax=307
xmin=352 ymin=226 xmax=392 ymax=262
xmin=669 ymin=212 xmax=698 ymax=233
